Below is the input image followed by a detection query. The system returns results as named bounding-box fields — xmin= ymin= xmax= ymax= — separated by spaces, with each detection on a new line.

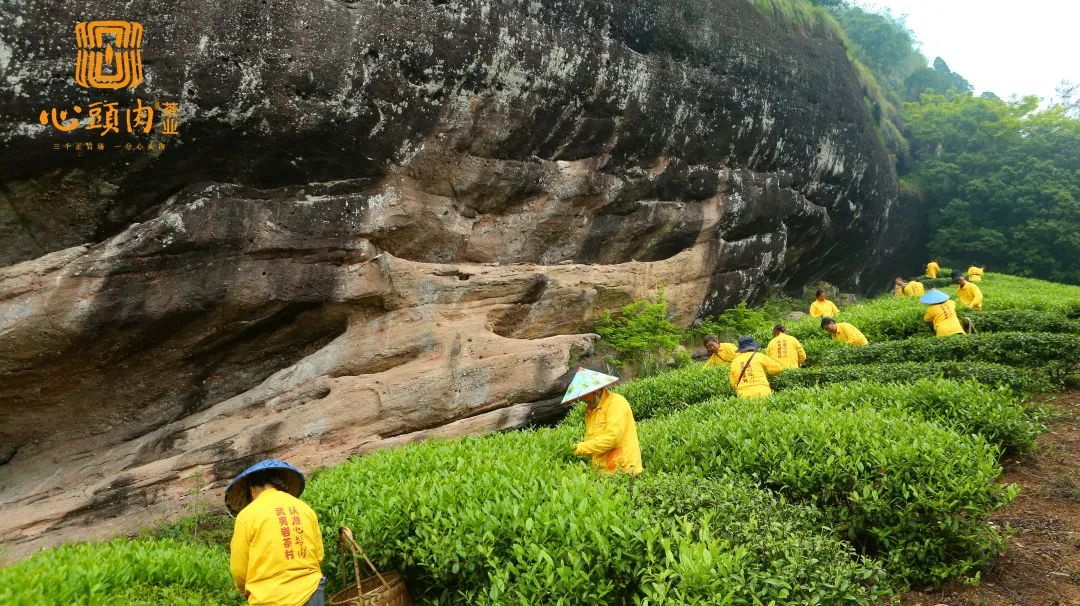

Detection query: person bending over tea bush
xmin=920 ymin=289 xmax=966 ymax=337
xmin=895 ymin=277 xmax=926 ymax=297
xmin=765 ymin=324 xmax=806 ymax=370
xmin=225 ymin=460 xmax=326 ymax=606
xmin=702 ymin=335 xmax=737 ymax=367
xmin=821 ymin=317 xmax=869 ymax=346
xmin=967 ymin=264 xmax=985 ymax=282
xmin=809 ymin=288 xmax=840 ymax=317
xmin=953 ymin=271 xmax=984 ymax=310
xmin=729 ymin=336 xmax=784 ymax=398
xmin=565 ymin=368 xmax=643 ymax=474
xmin=926 ymin=259 xmax=941 ymax=279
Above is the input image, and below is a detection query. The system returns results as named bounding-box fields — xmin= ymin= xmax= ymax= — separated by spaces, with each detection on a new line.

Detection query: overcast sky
xmin=856 ymin=0 xmax=1079 ymax=102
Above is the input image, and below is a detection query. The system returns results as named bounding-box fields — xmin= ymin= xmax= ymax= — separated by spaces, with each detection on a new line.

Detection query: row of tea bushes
xmin=774 ymin=361 xmax=1056 ymax=397
xmin=0 ymin=539 xmax=240 ymax=606
xmin=817 ymin=332 xmax=1080 ymax=371
xmin=302 ymin=427 xmax=891 ymax=605
xmin=641 ymin=397 xmax=1014 ymax=585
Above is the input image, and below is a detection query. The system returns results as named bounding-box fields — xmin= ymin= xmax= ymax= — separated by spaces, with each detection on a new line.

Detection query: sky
xmin=856 ymin=0 xmax=1079 ymax=102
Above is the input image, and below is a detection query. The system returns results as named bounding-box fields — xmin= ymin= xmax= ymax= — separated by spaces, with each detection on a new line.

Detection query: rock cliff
xmin=0 ymin=0 xmax=915 ymax=557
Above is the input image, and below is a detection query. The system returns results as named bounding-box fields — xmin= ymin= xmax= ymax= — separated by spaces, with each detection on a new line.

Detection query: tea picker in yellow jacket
xmin=730 ymin=336 xmax=784 ymax=398
xmin=894 ymin=277 xmax=925 ymax=297
xmin=926 ymin=260 xmax=941 ymax=279
xmin=920 ymin=289 xmax=965 ymax=337
xmin=765 ymin=324 xmax=806 ymax=370
xmin=967 ymin=264 xmax=985 ymax=282
xmin=702 ymin=335 xmax=737 ymax=367
xmin=564 ymin=368 xmax=642 ymax=475
xmin=820 ymin=317 xmax=868 ymax=346
xmin=953 ymin=271 xmax=983 ymax=310
xmin=809 ymin=289 xmax=840 ymax=318
xmin=226 ymin=459 xmax=326 ymax=606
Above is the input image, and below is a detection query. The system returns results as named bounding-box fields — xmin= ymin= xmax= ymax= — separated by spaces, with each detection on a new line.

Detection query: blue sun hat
xmin=736 ymin=336 xmax=761 ymax=352
xmin=920 ymin=289 xmax=950 ymax=305
xmin=561 ymin=368 xmax=619 ymax=403
xmin=224 ymin=459 xmax=305 ymax=515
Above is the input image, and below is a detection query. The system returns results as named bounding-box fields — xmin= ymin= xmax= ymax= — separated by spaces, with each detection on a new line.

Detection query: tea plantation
xmin=2 ymin=273 xmax=1078 ymax=605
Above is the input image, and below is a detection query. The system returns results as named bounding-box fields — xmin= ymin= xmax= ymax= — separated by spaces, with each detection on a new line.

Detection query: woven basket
xmin=329 ymin=527 xmax=411 ymax=606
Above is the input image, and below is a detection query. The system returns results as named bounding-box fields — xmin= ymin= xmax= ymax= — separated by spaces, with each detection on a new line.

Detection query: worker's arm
xmin=729 ymin=359 xmax=741 ymax=389
xmin=923 ymin=308 xmax=934 ymax=323
xmin=762 ymin=355 xmax=784 ymax=376
xmin=972 ymin=286 xmax=983 ymax=307
xmin=829 ymin=302 xmax=840 ymax=315
xmin=795 ymin=340 xmax=807 ymax=366
xmin=229 ymin=516 xmax=250 ymax=594
xmin=574 ymin=403 xmax=625 ymax=455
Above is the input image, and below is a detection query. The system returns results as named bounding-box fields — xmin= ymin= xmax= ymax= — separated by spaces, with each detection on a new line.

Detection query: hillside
xmin=2 ymin=271 xmax=1078 ymax=604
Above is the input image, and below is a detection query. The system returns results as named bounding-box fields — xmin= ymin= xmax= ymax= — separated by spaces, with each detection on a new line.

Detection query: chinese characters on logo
xmin=39 ymin=20 xmax=184 ymax=152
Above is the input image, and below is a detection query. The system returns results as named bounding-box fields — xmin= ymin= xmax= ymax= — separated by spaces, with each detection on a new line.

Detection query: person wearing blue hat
xmin=226 ymin=459 xmax=326 ymax=606
xmin=920 ymin=289 xmax=965 ymax=337
xmin=729 ymin=336 xmax=783 ymax=398
xmin=563 ymin=368 xmax=642 ymax=475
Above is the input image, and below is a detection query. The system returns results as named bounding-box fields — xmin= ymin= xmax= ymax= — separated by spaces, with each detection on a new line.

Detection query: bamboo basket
xmin=329 ymin=527 xmax=410 ymax=606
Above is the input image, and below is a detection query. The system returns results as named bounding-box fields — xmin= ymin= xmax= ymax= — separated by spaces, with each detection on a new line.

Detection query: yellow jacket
xmin=967 ymin=266 xmax=984 ymax=282
xmin=832 ymin=322 xmax=868 ymax=346
xmin=703 ymin=343 xmax=738 ymax=367
xmin=923 ymin=300 xmax=965 ymax=337
xmin=957 ymin=282 xmax=983 ymax=310
xmin=926 ymin=262 xmax=940 ymax=278
xmin=765 ymin=334 xmax=806 ymax=370
xmin=230 ymin=487 xmax=324 ymax=606
xmin=729 ymin=351 xmax=783 ymax=398
xmin=895 ymin=282 xmax=926 ymax=297
xmin=574 ymin=390 xmax=642 ymax=475
xmin=809 ymin=299 xmax=840 ymax=318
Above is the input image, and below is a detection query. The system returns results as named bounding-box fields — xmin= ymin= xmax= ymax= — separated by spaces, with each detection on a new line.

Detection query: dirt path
xmin=903 ymin=390 xmax=1080 ymax=606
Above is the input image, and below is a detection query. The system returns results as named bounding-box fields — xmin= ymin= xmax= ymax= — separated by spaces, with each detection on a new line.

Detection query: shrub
xmin=0 ymin=538 xmax=239 ymax=606
xmin=816 ymin=332 xmax=1080 ymax=375
xmin=305 ymin=427 xmax=654 ymax=604
xmin=641 ymin=398 xmax=1015 ymax=585
xmin=965 ymin=309 xmax=1080 ymax=335
xmin=595 ymin=288 xmax=682 ymax=374
xmin=766 ymin=379 xmax=1041 ymax=455
xmin=627 ymin=473 xmax=891 ymax=605
xmin=774 ymin=361 xmax=1056 ymax=397
xmin=613 ymin=364 xmax=733 ymax=422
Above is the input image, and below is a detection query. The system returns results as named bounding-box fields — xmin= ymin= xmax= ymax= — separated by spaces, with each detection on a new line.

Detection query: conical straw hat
xmin=561 ymin=368 xmax=619 ymax=403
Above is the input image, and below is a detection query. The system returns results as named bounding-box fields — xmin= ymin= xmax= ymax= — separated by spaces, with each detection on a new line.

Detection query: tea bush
xmin=305 ymin=428 xmax=654 ymax=604
xmin=303 ymin=427 xmax=890 ymax=604
xmin=965 ymin=309 xmax=1080 ymax=335
xmin=641 ymin=398 xmax=1015 ymax=585
xmin=816 ymin=332 xmax=1080 ymax=371
xmin=0 ymin=538 xmax=239 ymax=606
xmin=765 ymin=379 xmax=1041 ymax=455
xmin=627 ymin=473 xmax=890 ymax=605
xmin=774 ymin=361 xmax=1056 ymax=397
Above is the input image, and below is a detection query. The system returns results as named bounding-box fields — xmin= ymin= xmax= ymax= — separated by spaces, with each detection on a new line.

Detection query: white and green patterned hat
xmin=561 ymin=368 xmax=619 ymax=403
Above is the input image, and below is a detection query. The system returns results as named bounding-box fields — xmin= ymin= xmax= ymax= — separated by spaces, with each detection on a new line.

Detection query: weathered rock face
xmin=0 ymin=0 xmax=916 ymax=557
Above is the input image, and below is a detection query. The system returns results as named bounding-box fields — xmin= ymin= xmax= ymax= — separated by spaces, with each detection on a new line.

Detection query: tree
xmin=905 ymin=93 xmax=1080 ymax=284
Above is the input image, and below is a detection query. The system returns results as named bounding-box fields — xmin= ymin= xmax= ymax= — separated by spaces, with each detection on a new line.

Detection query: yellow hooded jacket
xmin=923 ymin=300 xmax=965 ymax=337
xmin=967 ymin=266 xmax=984 ymax=282
xmin=729 ymin=351 xmax=784 ymax=398
xmin=832 ymin=322 xmax=868 ymax=346
xmin=704 ymin=342 xmax=738 ymax=367
xmin=765 ymin=334 xmax=806 ymax=370
xmin=230 ymin=487 xmax=324 ymax=606
xmin=958 ymin=282 xmax=983 ymax=310
xmin=809 ymin=299 xmax=840 ymax=318
xmin=926 ymin=261 xmax=940 ymax=279
xmin=574 ymin=390 xmax=643 ymax=475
